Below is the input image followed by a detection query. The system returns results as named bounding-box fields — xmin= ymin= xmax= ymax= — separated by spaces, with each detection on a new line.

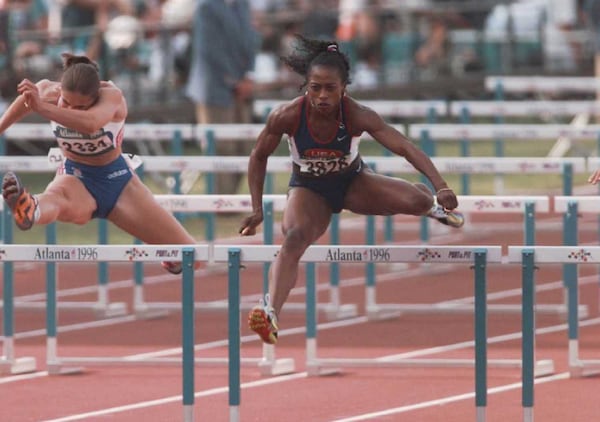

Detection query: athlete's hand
xmin=17 ymin=79 xmax=41 ymax=111
xmin=436 ymin=187 xmax=458 ymax=211
xmin=239 ymin=211 xmax=264 ymax=236
xmin=588 ymin=170 xmax=600 ymax=185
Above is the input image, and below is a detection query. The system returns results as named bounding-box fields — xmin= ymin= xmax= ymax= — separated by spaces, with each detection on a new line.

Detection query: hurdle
xmin=0 ymin=244 xmax=204 ymax=421
xmin=216 ymin=244 xmax=554 ymax=422
xmin=364 ymin=195 xmax=586 ymax=319
xmin=485 ymin=76 xmax=600 ymax=96
xmin=450 ymin=100 xmax=600 ymax=120
xmin=508 ymin=246 xmax=600 ymax=378
xmin=253 ymin=99 xmax=447 ymax=122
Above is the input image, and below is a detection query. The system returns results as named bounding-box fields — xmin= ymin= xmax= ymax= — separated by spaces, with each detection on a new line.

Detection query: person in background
xmin=185 ymin=0 xmax=260 ymax=194
xmin=0 ymin=53 xmax=199 ymax=274
xmin=239 ymin=35 xmax=464 ymax=345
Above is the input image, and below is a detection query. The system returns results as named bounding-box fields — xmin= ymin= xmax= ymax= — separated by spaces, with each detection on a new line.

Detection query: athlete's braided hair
xmin=60 ymin=53 xmax=100 ymax=98
xmin=281 ymin=35 xmax=352 ymax=91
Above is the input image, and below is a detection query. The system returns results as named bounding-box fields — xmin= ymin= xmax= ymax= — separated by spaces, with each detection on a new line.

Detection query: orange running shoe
xmin=161 ymin=261 xmax=182 ymax=275
xmin=2 ymin=172 xmax=37 ymax=230
xmin=248 ymin=296 xmax=278 ymax=344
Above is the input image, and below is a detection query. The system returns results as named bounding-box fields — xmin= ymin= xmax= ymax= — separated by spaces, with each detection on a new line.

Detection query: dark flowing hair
xmin=281 ymin=35 xmax=352 ymax=91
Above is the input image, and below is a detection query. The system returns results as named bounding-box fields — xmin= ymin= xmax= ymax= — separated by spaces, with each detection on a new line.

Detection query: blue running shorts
xmin=63 ymin=155 xmax=133 ymax=218
xmin=288 ymin=159 xmax=365 ymax=213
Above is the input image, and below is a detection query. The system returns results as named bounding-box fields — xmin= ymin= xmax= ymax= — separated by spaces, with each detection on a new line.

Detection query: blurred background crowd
xmin=2 ymin=0 xmax=600 ymax=122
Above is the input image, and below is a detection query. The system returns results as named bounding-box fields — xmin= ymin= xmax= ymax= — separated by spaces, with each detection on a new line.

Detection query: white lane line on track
xmin=41 ymin=371 xmax=572 ymax=421
xmin=330 ymin=372 xmax=571 ymax=422
xmin=0 ymin=371 xmax=49 ymax=383
xmin=40 ymin=372 xmax=308 ymax=422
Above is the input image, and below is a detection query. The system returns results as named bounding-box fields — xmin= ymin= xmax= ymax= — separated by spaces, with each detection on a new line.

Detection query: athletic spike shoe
xmin=162 ymin=261 xmax=183 ymax=275
xmin=2 ymin=171 xmax=37 ymax=230
xmin=248 ymin=295 xmax=278 ymax=344
xmin=428 ymin=204 xmax=465 ymax=228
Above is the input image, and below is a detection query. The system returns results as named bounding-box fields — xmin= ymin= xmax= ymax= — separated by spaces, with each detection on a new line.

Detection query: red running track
xmin=1 ymin=213 xmax=600 ymax=421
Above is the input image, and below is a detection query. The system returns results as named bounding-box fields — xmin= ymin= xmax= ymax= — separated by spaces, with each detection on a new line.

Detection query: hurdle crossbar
xmin=485 ymin=76 xmax=600 ymax=94
xmin=450 ymin=100 xmax=600 ymax=118
xmin=254 ymin=99 xmax=447 ymax=120
xmin=408 ymin=123 xmax=600 ymax=140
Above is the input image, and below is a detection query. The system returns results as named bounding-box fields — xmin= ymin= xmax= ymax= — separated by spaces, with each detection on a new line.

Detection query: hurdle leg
xmin=323 ymin=215 xmax=357 ymax=320
xmin=94 ymin=220 xmax=127 ymax=318
xmin=0 ymin=213 xmax=36 ymax=375
xmin=305 ymin=263 xmax=339 ymax=376
xmin=0 ymin=258 xmax=36 ymax=375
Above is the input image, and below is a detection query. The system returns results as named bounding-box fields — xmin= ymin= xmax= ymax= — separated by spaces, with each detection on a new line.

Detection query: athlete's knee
xmin=411 ymin=185 xmax=434 ymax=215
xmin=281 ymin=227 xmax=312 ymax=257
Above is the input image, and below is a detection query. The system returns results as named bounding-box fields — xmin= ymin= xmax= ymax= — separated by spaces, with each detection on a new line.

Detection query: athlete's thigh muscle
xmin=344 ymin=171 xmax=432 ymax=216
xmin=108 ymin=175 xmax=196 ymax=244
xmin=43 ymin=174 xmax=97 ymax=223
xmin=284 ymin=187 xmax=332 ymax=242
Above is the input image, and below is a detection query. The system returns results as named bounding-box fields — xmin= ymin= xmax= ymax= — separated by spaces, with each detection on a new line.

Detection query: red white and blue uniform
xmin=51 ymin=110 xmax=132 ymax=219
xmin=287 ymin=96 xmax=365 ymax=213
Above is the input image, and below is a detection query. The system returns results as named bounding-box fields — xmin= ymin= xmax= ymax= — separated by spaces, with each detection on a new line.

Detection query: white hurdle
xmin=450 ymin=100 xmax=600 ymax=119
xmin=365 ymin=195 xmax=584 ymax=319
xmin=408 ymin=123 xmax=600 ymax=141
xmin=0 ymin=244 xmax=294 ymax=380
xmin=508 ymin=245 xmax=600 ymax=381
xmin=485 ymin=76 xmax=600 ymax=95
xmin=215 ymin=244 xmax=553 ymax=422
xmin=253 ymin=99 xmax=447 ymax=121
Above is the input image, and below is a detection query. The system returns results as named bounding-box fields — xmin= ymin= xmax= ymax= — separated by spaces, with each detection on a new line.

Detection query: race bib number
xmin=299 ymin=157 xmax=350 ymax=176
xmin=58 ymin=138 xmax=114 ymax=156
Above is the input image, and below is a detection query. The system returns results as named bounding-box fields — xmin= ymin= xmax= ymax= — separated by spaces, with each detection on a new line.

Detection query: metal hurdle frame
xmin=253 ymin=99 xmax=447 ymax=122
xmin=485 ymin=76 xmax=600 ymax=95
xmin=554 ymin=197 xmax=600 ymax=378
xmin=364 ymin=195 xmax=586 ymax=320
xmin=450 ymin=100 xmax=600 ymax=119
xmin=0 ymin=244 xmax=202 ymax=421
xmin=216 ymin=244 xmax=553 ymax=422
xmin=508 ymin=246 xmax=600 ymax=422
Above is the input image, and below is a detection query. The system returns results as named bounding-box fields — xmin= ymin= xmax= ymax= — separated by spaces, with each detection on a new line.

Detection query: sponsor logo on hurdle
xmin=325 ymin=248 xmax=392 ymax=262
xmin=213 ymin=199 xmax=237 ymax=209
xmin=126 ymin=247 xmax=149 ymax=260
xmin=158 ymin=198 xmax=188 ymax=210
xmin=417 ymin=248 xmax=442 ymax=261
xmin=33 ymin=247 xmax=98 ymax=260
xmin=567 ymin=249 xmax=592 ymax=262
xmin=155 ymin=249 xmax=179 ymax=258
xmin=448 ymin=250 xmax=472 ymax=259
xmin=474 ymin=200 xmax=524 ymax=211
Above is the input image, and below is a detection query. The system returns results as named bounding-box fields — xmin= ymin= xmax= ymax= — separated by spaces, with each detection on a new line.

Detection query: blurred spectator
xmin=484 ymin=0 xmax=579 ymax=73
xmin=60 ymin=0 xmax=134 ymax=61
xmin=185 ymin=0 xmax=260 ymax=194
xmin=300 ymin=0 xmax=338 ymax=40
xmin=584 ymin=0 xmax=600 ymax=99
xmin=336 ymin=0 xmax=382 ymax=88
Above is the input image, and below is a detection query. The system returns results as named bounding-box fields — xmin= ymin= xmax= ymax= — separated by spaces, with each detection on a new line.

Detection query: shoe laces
xmin=260 ymin=294 xmax=277 ymax=323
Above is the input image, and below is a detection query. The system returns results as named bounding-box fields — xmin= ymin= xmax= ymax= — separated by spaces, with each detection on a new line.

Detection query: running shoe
xmin=162 ymin=261 xmax=183 ymax=275
xmin=2 ymin=171 xmax=37 ymax=230
xmin=248 ymin=296 xmax=278 ymax=344
xmin=428 ymin=204 xmax=465 ymax=228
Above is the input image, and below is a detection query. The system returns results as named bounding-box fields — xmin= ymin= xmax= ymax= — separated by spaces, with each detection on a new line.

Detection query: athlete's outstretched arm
xmin=356 ymin=106 xmax=458 ymax=210
xmin=18 ymin=78 xmax=124 ymax=134
xmin=239 ymin=106 xmax=289 ymax=236
xmin=0 ymin=94 xmax=33 ymax=135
